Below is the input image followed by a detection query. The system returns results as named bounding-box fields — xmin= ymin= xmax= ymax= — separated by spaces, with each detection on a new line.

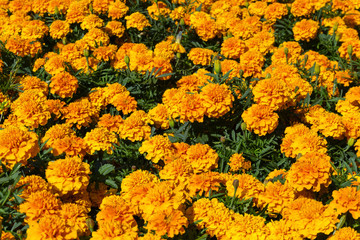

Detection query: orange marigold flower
xmin=188 ymin=171 xmax=224 ymax=196
xmin=118 ymin=110 xmax=152 ymax=142
xmin=225 ymin=173 xmax=265 ymax=201
xmin=340 ymin=111 xmax=360 ymax=139
xmin=148 ymin=103 xmax=170 ymax=129
xmin=328 ymin=227 xmax=360 ymax=240
xmin=286 ymin=152 xmax=333 ymax=192
xmin=20 ymin=20 xmax=48 ymax=41
xmin=61 ymin=98 xmax=99 ymax=129
xmin=25 ymin=215 xmax=71 ymax=240
xmin=44 ymin=54 xmax=66 ymax=75
xmin=88 ymin=182 xmax=116 ymax=207
xmin=329 ymin=186 xmax=360 ymax=219
xmin=49 ymin=20 xmax=70 ymax=39
xmin=92 ymin=45 xmax=117 ymax=62
xmin=59 ymin=203 xmax=90 ymax=239
xmin=293 ymin=19 xmax=319 ymax=42
xmin=0 ymin=231 xmax=16 ymax=240
xmin=109 ymin=91 xmax=137 ymax=115
xmin=96 ymin=195 xmax=136 ymax=229
xmin=42 ymin=123 xmax=74 ymax=150
xmin=91 ymin=220 xmax=138 ymax=240
xmin=257 ymin=181 xmax=295 ymax=215
xmin=16 ymin=175 xmax=51 ymax=200
xmin=139 ymin=135 xmax=174 ymax=164
xmin=146 ymin=208 xmax=188 ymax=238
xmin=147 ymin=1 xmax=171 ymax=20
xmin=176 ymin=71 xmax=209 ymax=92
xmin=19 ymin=76 xmax=48 ymax=96
xmin=125 ymin=12 xmax=151 ymax=31
xmin=264 ymin=2 xmax=288 ymax=22
xmin=241 ymin=104 xmax=279 ymax=136
xmin=0 ymin=125 xmax=39 ymax=169
xmin=19 ymin=190 xmax=61 ymax=225
xmin=252 ymin=78 xmax=292 ymax=111
xmin=65 ymin=0 xmax=89 ymax=24
xmin=152 ymin=56 xmax=173 ymax=80
xmin=239 ymin=49 xmax=265 ymax=78
xmin=108 ymin=0 xmax=128 ymax=19
xmin=50 ymin=134 xmax=88 ymax=157
xmin=290 ymin=0 xmax=314 ymax=17
xmin=282 ymin=197 xmax=338 ymax=239
xmin=97 ymin=113 xmax=123 ymax=133
xmin=121 ymin=169 xmax=160 ymax=195
xmin=159 ymin=158 xmax=192 ymax=182
xmin=178 ymin=92 xmax=206 ymax=123
xmin=200 ymin=83 xmax=234 ymax=118
xmin=188 ymin=48 xmax=215 ymax=66
xmin=80 ymin=14 xmax=104 ymax=30
xmin=11 ymin=90 xmax=51 ymax=129
xmin=45 ymin=156 xmax=91 ymax=196
xmin=271 ymin=41 xmax=303 ymax=65
xmin=228 ymin=153 xmax=251 ymax=172
xmin=266 ymin=219 xmax=302 ymax=240
xmin=84 ymin=127 xmax=118 ymax=154
xmin=49 ymin=72 xmax=78 ymax=98
xmin=82 ymin=28 xmax=110 ymax=50
xmin=280 ymin=123 xmax=328 ymax=158
xmin=186 ymin=143 xmax=218 ymax=174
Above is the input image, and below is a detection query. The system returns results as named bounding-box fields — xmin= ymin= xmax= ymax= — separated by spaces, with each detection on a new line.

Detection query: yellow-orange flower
xmin=118 ymin=110 xmax=152 ymax=142
xmin=61 ymin=98 xmax=99 ymax=129
xmin=328 ymin=227 xmax=360 ymax=240
xmin=84 ymin=127 xmax=118 ymax=154
xmin=241 ymin=104 xmax=279 ymax=136
xmin=0 ymin=125 xmax=39 ymax=169
xmin=329 ymin=186 xmax=360 ymax=219
xmin=225 ymin=173 xmax=265 ymax=201
xmin=16 ymin=175 xmax=51 ymax=200
xmin=49 ymin=20 xmax=70 ymax=39
xmin=25 ymin=215 xmax=71 ymax=240
xmin=125 ymin=12 xmax=151 ymax=31
xmin=139 ymin=135 xmax=174 ymax=164
xmin=200 ymin=83 xmax=234 ymax=118
xmin=186 ymin=143 xmax=219 ymax=173
xmin=228 ymin=153 xmax=251 ymax=172
xmin=188 ymin=48 xmax=215 ymax=66
xmin=45 ymin=156 xmax=91 ymax=196
xmin=49 ymin=72 xmax=78 ymax=98
xmin=293 ymin=19 xmax=319 ymax=42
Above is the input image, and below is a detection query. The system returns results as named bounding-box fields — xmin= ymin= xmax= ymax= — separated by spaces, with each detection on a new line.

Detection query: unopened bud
xmin=62 ymin=37 xmax=67 ymax=45
xmin=333 ymin=22 xmax=338 ymax=33
xmin=244 ymin=1 xmax=249 ymax=8
xmin=296 ymin=153 xmax=302 ymax=160
xmin=284 ymin=47 xmax=288 ymax=56
xmin=241 ymin=122 xmax=247 ymax=131
xmin=16 ymin=230 xmax=22 ymax=237
xmin=314 ymin=63 xmax=321 ymax=75
xmin=176 ymin=52 xmax=181 ymax=59
xmin=86 ymin=218 xmax=95 ymax=232
xmin=8 ymin=184 xmax=14 ymax=193
xmin=89 ymin=4 xmax=93 ymax=13
xmin=265 ymin=73 xmax=271 ymax=79
xmin=335 ymin=33 xmax=341 ymax=42
xmin=175 ymin=31 xmax=182 ymax=44
xmin=214 ymin=59 xmax=221 ymax=75
xmin=131 ymin=165 xmax=137 ymax=171
xmin=348 ymin=44 xmax=353 ymax=58
xmin=179 ymin=18 xmax=185 ymax=26
xmin=124 ymin=55 xmax=130 ymax=65
xmin=83 ymin=49 xmax=90 ymax=57
xmin=239 ymin=69 xmax=244 ymax=77
xmin=220 ymin=136 xmax=226 ymax=143
xmin=169 ymin=118 xmax=175 ymax=128
xmin=54 ymin=6 xmax=59 ymax=15
xmin=348 ymin=138 xmax=355 ymax=147
xmin=233 ymin=179 xmax=239 ymax=189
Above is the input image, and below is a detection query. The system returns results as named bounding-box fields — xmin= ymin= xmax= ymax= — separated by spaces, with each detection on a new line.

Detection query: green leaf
xmin=105 ymin=179 xmax=118 ymax=189
xmin=98 ymin=164 xmax=115 ymax=176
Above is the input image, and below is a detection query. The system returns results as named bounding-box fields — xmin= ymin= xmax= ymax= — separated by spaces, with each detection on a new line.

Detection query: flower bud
xmin=220 ymin=136 xmax=226 ymax=143
xmin=239 ymin=69 xmax=244 ymax=77
xmin=175 ymin=31 xmax=182 ymax=44
xmin=179 ymin=19 xmax=185 ymax=26
xmin=83 ymin=49 xmax=90 ymax=57
xmin=62 ymin=37 xmax=67 ymax=45
xmin=54 ymin=6 xmax=60 ymax=15
xmin=233 ymin=179 xmax=239 ymax=189
xmin=314 ymin=63 xmax=321 ymax=75
xmin=265 ymin=73 xmax=271 ymax=79
xmin=89 ymin=4 xmax=93 ymax=13
xmin=333 ymin=22 xmax=338 ymax=33
xmin=214 ymin=59 xmax=221 ymax=75
xmin=124 ymin=55 xmax=130 ymax=65
xmin=348 ymin=138 xmax=355 ymax=147
xmin=296 ymin=153 xmax=302 ymax=160
xmin=176 ymin=52 xmax=181 ymax=59
xmin=86 ymin=218 xmax=95 ymax=232
xmin=241 ymin=122 xmax=247 ymax=131
xmin=348 ymin=44 xmax=353 ymax=58
xmin=169 ymin=118 xmax=175 ymax=128
xmin=131 ymin=165 xmax=137 ymax=171
xmin=335 ymin=33 xmax=341 ymax=42
xmin=16 ymin=230 xmax=23 ymax=238
xmin=284 ymin=47 xmax=289 ymax=56
xmin=244 ymin=1 xmax=249 ymax=8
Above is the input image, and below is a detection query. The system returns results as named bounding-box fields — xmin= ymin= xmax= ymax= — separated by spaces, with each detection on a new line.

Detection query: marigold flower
xmin=188 ymin=48 xmax=215 ymax=66
xmin=97 ymin=113 xmax=123 ymax=133
xmin=148 ymin=103 xmax=170 ymax=129
xmin=61 ymin=98 xmax=99 ymax=129
xmin=92 ymin=45 xmax=117 ymax=62
xmin=139 ymin=135 xmax=174 ymax=163
xmin=16 ymin=175 xmax=51 ymax=200
xmin=265 ymin=219 xmax=302 ymax=240
xmin=44 ymin=54 xmax=66 ymax=75
xmin=228 ymin=153 xmax=251 ymax=172
xmin=225 ymin=173 xmax=264 ymax=201
xmin=282 ymin=197 xmax=338 ymax=239
xmin=25 ymin=215 xmax=71 ymax=240
xmin=49 ymin=20 xmax=70 ymax=39
xmin=19 ymin=76 xmax=48 ymax=95
xmin=264 ymin=2 xmax=288 ymax=22
xmin=329 ymin=186 xmax=360 ymax=219
xmin=91 ymin=220 xmax=138 ymax=240
xmin=80 ymin=14 xmax=104 ymax=30
xmin=291 ymin=0 xmax=314 ymax=17
xmin=177 ymin=92 xmax=206 ymax=123
xmin=49 ymin=72 xmax=78 ymax=98
xmin=239 ymin=49 xmax=264 ymax=78
xmin=293 ymin=19 xmax=319 ymax=42
xmin=328 ymin=227 xmax=360 ymax=240
xmin=45 ymin=156 xmax=91 ymax=196
xmin=146 ymin=208 xmax=188 ymax=238
xmin=159 ymin=158 xmax=192 ymax=182
xmin=200 ymin=83 xmax=234 ymax=118
xmin=186 ymin=143 xmax=218 ymax=173
xmin=242 ymin=104 xmax=279 ymax=136
xmin=187 ymin=171 xmax=224 ymax=196
xmin=147 ymin=1 xmax=171 ymax=20
xmin=341 ymin=111 xmax=360 ymax=139
xmin=0 ymin=125 xmax=39 ymax=169
xmin=0 ymin=232 xmax=16 ymax=240
xmin=59 ymin=203 xmax=90 ymax=238
xmin=82 ymin=28 xmax=110 ymax=50
xmin=125 ymin=12 xmax=151 ymax=31
xmin=110 ymin=92 xmax=138 ymax=115
xmin=84 ymin=127 xmax=118 ymax=154
xmin=19 ymin=190 xmax=61 ymax=225
xmin=65 ymin=0 xmax=89 ymax=24
xmin=11 ymin=90 xmax=51 ymax=129
xmin=286 ymin=152 xmax=333 ymax=192
xmin=96 ymin=195 xmax=136 ymax=229
xmin=88 ymin=182 xmax=116 ymax=207
xmin=118 ymin=110 xmax=152 ymax=142
xmin=176 ymin=71 xmax=209 ymax=92
xmin=108 ymin=0 xmax=128 ymax=19
xmin=271 ymin=41 xmax=302 ymax=65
